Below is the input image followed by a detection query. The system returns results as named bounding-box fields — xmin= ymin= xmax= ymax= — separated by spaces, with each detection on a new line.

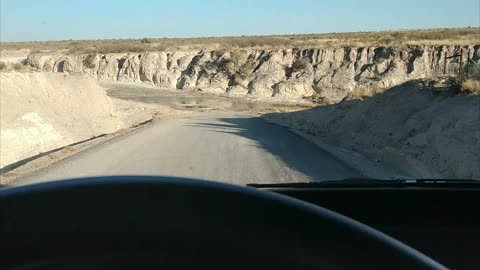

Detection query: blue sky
xmin=1 ymin=0 xmax=479 ymax=42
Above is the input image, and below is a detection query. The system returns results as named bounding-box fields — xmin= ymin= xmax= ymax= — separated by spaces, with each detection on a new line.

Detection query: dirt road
xmin=10 ymin=111 xmax=362 ymax=186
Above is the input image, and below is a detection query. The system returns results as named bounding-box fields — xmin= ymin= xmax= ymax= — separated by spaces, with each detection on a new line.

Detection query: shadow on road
xmin=186 ymin=116 xmax=362 ymax=181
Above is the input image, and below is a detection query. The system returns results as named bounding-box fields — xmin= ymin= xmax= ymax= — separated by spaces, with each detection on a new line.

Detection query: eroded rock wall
xmin=28 ymin=45 xmax=480 ymax=103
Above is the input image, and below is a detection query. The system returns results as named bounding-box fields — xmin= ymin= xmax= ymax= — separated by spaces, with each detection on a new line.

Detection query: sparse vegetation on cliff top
xmin=2 ymin=28 xmax=479 ymax=54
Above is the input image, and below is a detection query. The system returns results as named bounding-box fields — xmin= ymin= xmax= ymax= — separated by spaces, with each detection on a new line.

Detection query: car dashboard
xmin=250 ymin=182 xmax=480 ymax=270
xmin=1 ymin=177 xmax=478 ymax=270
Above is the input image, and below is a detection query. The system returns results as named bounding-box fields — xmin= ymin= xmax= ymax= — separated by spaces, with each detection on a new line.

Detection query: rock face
xmin=28 ymin=45 xmax=480 ymax=103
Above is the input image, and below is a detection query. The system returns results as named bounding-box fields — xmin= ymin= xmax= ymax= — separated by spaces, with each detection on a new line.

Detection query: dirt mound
xmin=264 ymin=80 xmax=480 ymax=180
xmin=0 ymin=72 xmax=151 ymax=167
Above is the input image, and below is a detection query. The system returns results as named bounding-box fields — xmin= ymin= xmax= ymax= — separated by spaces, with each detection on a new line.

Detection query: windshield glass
xmin=1 ymin=0 xmax=479 ymax=187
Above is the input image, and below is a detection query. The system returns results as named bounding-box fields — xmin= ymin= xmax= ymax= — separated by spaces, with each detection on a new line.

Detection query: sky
xmin=1 ymin=0 xmax=479 ymax=42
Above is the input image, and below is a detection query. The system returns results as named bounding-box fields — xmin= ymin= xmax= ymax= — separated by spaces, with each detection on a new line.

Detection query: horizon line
xmin=1 ymin=26 xmax=479 ymax=44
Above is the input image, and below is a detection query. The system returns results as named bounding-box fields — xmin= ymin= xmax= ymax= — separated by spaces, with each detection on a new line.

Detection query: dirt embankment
xmin=0 ymin=72 xmax=165 ymax=168
xmin=264 ymin=80 xmax=480 ymax=180
xmin=0 ymin=49 xmax=31 ymax=64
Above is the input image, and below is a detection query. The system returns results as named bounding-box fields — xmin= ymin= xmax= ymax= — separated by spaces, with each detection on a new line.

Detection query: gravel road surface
xmin=10 ymin=111 xmax=362 ymax=186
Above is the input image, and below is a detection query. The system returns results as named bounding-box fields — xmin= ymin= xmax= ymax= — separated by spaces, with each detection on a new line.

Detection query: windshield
xmin=1 ymin=0 xmax=479 ymax=187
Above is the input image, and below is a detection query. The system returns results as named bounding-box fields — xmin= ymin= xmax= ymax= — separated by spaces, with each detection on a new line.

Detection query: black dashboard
xmin=251 ymin=182 xmax=480 ymax=270
xmin=1 ymin=177 xmax=479 ymax=270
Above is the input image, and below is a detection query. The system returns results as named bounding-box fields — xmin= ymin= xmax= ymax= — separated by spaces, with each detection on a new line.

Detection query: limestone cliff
xmin=28 ymin=45 xmax=480 ymax=103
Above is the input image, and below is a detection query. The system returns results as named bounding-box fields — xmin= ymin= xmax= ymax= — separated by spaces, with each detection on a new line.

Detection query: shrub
xmin=291 ymin=58 xmax=310 ymax=71
xmin=456 ymin=63 xmax=480 ymax=95
xmin=12 ymin=63 xmax=24 ymax=71
xmin=83 ymin=54 xmax=96 ymax=68
xmin=0 ymin=61 xmax=6 ymax=71
xmin=236 ymin=57 xmax=256 ymax=80
xmin=461 ymin=79 xmax=480 ymax=95
xmin=380 ymin=35 xmax=397 ymax=45
xmin=229 ymin=50 xmax=246 ymax=65
xmin=216 ymin=51 xmax=247 ymax=76
xmin=95 ymin=44 xmax=146 ymax=54
xmin=465 ymin=62 xmax=480 ymax=81
xmin=141 ymin=37 xmax=151 ymax=44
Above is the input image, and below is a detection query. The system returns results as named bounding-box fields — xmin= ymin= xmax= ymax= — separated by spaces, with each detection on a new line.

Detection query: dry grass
xmin=461 ymin=79 xmax=480 ymax=95
xmin=457 ymin=62 xmax=480 ymax=95
xmin=83 ymin=54 xmax=96 ymax=68
xmin=0 ymin=60 xmax=31 ymax=72
xmin=12 ymin=62 xmax=26 ymax=71
xmin=1 ymin=28 xmax=479 ymax=54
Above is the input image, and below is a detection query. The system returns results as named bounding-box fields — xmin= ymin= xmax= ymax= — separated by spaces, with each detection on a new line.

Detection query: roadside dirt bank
xmin=0 ymin=72 xmax=175 ymax=170
xmin=263 ymin=80 xmax=480 ymax=180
